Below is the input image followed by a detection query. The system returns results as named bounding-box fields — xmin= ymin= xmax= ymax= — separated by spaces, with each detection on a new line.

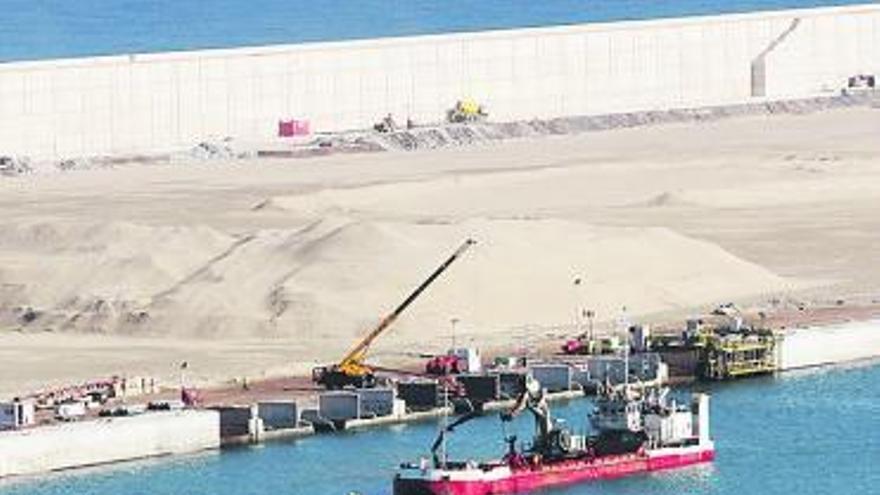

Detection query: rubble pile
xmin=0 ymin=156 xmax=32 ymax=177
xmin=369 ymin=92 xmax=877 ymax=152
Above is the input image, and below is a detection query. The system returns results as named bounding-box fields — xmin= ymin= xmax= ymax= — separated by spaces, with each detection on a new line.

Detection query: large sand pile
xmin=0 ymin=216 xmax=792 ymax=346
xmin=0 ymin=106 xmax=877 ymax=395
xmin=268 ymin=218 xmax=794 ymax=354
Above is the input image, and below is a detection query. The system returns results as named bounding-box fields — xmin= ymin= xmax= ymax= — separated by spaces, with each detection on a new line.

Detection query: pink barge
xmin=394 ymin=378 xmax=715 ymax=495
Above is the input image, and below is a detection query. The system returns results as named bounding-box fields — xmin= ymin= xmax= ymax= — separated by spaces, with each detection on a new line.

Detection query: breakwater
xmin=0 ymin=4 xmax=877 ymax=160
xmin=0 ymin=410 xmax=218 ymax=478
xmin=1 ymin=319 xmax=876 ymax=481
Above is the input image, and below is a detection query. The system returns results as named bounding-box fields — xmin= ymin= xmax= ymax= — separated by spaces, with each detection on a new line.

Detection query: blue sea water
xmin=0 ymin=0 xmax=873 ymax=63
xmin=1 ymin=361 xmax=878 ymax=495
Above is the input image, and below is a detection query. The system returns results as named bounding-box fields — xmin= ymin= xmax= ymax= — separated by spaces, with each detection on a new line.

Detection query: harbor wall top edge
xmin=783 ymin=318 xmax=880 ymax=334
xmin=0 ymin=410 xmax=219 ymax=439
xmin=1 ymin=2 xmax=878 ymax=72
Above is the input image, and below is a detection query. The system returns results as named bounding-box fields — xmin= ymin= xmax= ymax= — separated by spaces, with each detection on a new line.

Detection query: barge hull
xmin=394 ymin=446 xmax=714 ymax=495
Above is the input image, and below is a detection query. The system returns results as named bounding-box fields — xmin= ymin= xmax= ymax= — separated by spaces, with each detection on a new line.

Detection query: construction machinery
xmin=561 ymin=335 xmax=622 ymax=356
xmin=425 ymin=347 xmax=482 ymax=376
xmin=447 ymin=100 xmax=488 ymax=123
xmin=689 ymin=307 xmax=779 ymax=380
xmin=373 ymin=113 xmax=398 ymax=133
xmin=312 ymin=239 xmax=476 ymax=389
xmin=651 ymin=303 xmax=781 ymax=381
xmin=697 ymin=332 xmax=779 ymax=380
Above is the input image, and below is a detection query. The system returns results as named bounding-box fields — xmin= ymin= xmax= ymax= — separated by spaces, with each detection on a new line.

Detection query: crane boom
xmin=339 ymin=238 xmax=476 ymax=367
xmin=314 ymin=238 xmax=476 ymax=389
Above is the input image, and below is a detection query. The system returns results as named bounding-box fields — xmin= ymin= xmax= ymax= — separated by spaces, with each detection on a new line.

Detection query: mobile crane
xmin=312 ymin=239 xmax=476 ymax=389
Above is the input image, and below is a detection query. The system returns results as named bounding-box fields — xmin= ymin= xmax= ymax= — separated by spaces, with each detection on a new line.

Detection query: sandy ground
xmin=0 ymin=106 xmax=878 ymax=398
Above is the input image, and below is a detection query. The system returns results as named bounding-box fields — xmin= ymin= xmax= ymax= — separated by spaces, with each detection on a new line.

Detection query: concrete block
xmin=576 ymin=353 xmax=666 ymax=386
xmin=300 ymin=408 xmax=320 ymax=423
xmin=630 ymin=353 xmax=663 ymax=381
xmin=257 ymin=400 xmax=299 ymax=430
xmin=456 ymin=374 xmax=500 ymax=403
xmin=529 ymin=364 xmax=573 ymax=392
xmin=0 ymin=410 xmax=219 ymax=478
xmin=210 ymin=405 xmax=254 ymax=437
xmin=398 ymin=381 xmax=439 ymax=412
xmin=319 ymin=392 xmax=361 ymax=421
xmin=496 ymin=371 xmax=526 ymax=399
xmin=657 ymin=349 xmax=701 ymax=377
xmin=356 ymin=388 xmax=395 ymax=418
xmin=248 ymin=417 xmax=264 ymax=443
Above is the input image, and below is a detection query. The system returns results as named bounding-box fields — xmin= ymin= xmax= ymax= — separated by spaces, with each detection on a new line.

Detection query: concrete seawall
xmin=0 ymin=4 xmax=877 ymax=160
xmin=0 ymin=320 xmax=875 ymax=479
xmin=779 ymin=319 xmax=880 ymax=370
xmin=0 ymin=410 xmax=219 ymax=478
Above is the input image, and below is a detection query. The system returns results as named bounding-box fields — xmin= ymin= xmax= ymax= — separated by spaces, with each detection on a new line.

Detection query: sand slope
xmin=0 ymin=216 xmax=793 ymax=344
xmin=0 ymin=107 xmax=877 ymax=396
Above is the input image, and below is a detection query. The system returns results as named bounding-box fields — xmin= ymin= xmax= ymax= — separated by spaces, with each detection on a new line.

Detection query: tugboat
xmin=393 ymin=375 xmax=715 ymax=495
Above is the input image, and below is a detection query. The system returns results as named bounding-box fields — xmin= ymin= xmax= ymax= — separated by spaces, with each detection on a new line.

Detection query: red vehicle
xmin=425 ymin=355 xmax=462 ymax=376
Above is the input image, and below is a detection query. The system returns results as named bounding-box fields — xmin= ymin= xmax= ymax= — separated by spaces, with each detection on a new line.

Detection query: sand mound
xmin=678 ymin=177 xmax=880 ymax=208
xmin=0 ymin=105 xmax=877 ymax=395
xmin=255 ymin=167 xmax=609 ymax=220
xmin=614 ymin=176 xmax=880 ymax=211
xmin=0 ymin=221 xmax=234 ymax=332
xmin=269 ymin=218 xmax=795 ymax=357
xmin=0 ymin=216 xmax=795 ymax=350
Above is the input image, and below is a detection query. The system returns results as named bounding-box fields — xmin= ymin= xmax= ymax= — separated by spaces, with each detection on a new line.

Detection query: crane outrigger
xmin=312 ymin=239 xmax=476 ymax=389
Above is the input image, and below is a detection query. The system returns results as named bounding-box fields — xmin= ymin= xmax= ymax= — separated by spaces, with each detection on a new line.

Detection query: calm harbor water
xmin=1 ymin=361 xmax=878 ymax=495
xmin=0 ymin=0 xmax=871 ymax=62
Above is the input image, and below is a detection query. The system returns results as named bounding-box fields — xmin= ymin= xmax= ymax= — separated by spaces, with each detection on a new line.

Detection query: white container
xmin=0 ymin=400 xmax=35 ymax=430
xmin=580 ymin=353 xmax=666 ymax=386
xmin=56 ymin=402 xmax=87 ymax=421
xmin=450 ymin=347 xmax=482 ymax=373
xmin=392 ymin=399 xmax=407 ymax=418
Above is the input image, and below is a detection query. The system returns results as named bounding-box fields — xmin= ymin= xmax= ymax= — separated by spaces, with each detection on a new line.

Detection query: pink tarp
xmin=278 ymin=119 xmax=310 ymax=137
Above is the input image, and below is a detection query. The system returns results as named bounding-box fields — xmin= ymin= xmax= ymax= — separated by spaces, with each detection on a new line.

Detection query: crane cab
xmin=312 ymin=364 xmax=377 ymax=390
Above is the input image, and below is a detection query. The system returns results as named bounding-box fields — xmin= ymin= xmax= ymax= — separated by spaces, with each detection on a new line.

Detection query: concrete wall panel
xmin=779 ymin=320 xmax=880 ymax=370
xmin=0 ymin=411 xmax=219 ymax=478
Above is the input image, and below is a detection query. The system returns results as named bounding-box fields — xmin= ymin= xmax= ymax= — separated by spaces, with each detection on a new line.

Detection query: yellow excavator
xmin=447 ymin=99 xmax=488 ymax=124
xmin=312 ymin=239 xmax=476 ymax=389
